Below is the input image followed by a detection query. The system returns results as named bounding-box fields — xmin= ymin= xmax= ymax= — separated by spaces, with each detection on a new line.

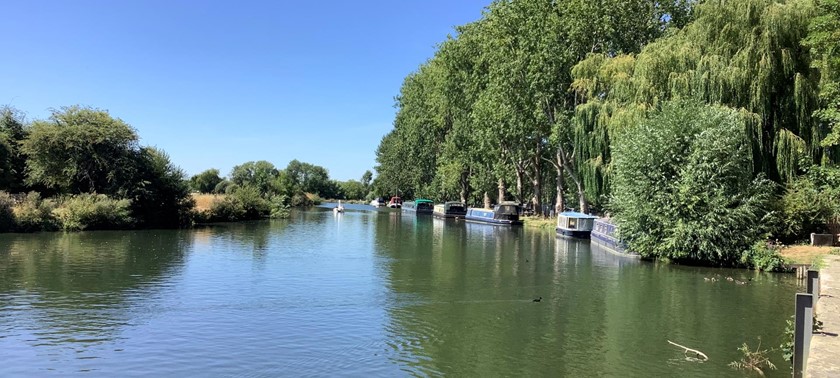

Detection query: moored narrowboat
xmin=556 ymin=211 xmax=598 ymax=239
xmin=590 ymin=218 xmax=638 ymax=257
xmin=402 ymin=199 xmax=434 ymax=215
xmin=465 ymin=201 xmax=522 ymax=225
xmin=433 ymin=201 xmax=467 ymax=219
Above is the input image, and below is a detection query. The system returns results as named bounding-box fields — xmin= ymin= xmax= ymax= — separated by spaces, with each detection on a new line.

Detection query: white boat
xmin=333 ymin=200 xmax=345 ymax=214
xmin=369 ymin=198 xmax=385 ymax=207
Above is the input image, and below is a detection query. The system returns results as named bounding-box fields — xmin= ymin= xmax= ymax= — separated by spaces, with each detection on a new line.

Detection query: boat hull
xmin=464 ymin=216 xmax=522 ymax=226
xmin=433 ymin=211 xmax=466 ymax=219
xmin=556 ymin=228 xmax=591 ymax=239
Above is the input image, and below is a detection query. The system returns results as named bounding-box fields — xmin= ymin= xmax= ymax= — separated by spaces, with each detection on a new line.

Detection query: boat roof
xmin=413 ymin=199 xmax=433 ymax=204
xmin=444 ymin=201 xmax=464 ymax=205
xmin=559 ymin=211 xmax=598 ymax=219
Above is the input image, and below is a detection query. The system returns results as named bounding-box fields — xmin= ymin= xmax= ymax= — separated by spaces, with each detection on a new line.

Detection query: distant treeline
xmin=0 ymin=105 xmax=375 ymax=232
xmin=372 ymin=0 xmax=840 ymax=268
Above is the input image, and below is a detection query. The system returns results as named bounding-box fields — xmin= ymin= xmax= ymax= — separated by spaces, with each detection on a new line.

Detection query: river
xmin=0 ymin=205 xmax=800 ymax=377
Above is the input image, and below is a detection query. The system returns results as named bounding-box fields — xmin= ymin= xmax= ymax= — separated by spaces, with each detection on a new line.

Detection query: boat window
xmin=496 ymin=205 xmax=518 ymax=215
xmin=568 ymin=217 xmax=577 ymax=229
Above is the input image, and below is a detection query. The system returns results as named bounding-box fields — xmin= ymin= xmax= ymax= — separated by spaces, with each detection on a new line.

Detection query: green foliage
xmin=269 ymin=195 xmax=291 ymax=219
xmin=0 ymin=191 xmax=14 ymax=232
xmin=230 ymin=161 xmax=278 ymax=195
xmin=729 ymin=338 xmax=776 ymax=375
xmin=284 ymin=159 xmax=336 ymax=197
xmin=214 ymin=179 xmax=234 ymax=194
xmin=775 ymin=165 xmax=840 ymax=241
xmin=207 ymin=185 xmax=270 ymax=222
xmin=53 ymin=193 xmax=134 ymax=231
xmin=190 ymin=169 xmax=223 ymax=193
xmin=21 ymin=106 xmax=139 ymax=194
xmin=611 ymin=101 xmax=775 ymax=266
xmin=742 ymin=242 xmax=787 ymax=272
xmin=0 ymin=106 xmax=29 ymax=192
xmin=127 ymin=147 xmax=195 ymax=228
xmin=12 ymin=192 xmax=58 ymax=232
xmin=339 ymin=180 xmax=366 ymax=200
xmin=805 ymin=0 xmax=840 ymax=147
xmin=0 ymin=132 xmax=13 ymax=190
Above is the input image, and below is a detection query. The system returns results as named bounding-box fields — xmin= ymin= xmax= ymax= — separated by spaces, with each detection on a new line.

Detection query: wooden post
xmin=793 ymin=293 xmax=814 ymax=378
xmin=807 ymin=270 xmax=820 ymax=307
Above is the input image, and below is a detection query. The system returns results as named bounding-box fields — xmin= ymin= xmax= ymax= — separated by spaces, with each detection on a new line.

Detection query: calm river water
xmin=0 ymin=205 xmax=800 ymax=377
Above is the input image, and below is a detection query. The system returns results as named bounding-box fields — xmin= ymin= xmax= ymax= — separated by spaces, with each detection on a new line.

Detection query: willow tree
xmin=806 ymin=0 xmax=840 ymax=148
xmin=575 ymin=0 xmax=830 ymax=197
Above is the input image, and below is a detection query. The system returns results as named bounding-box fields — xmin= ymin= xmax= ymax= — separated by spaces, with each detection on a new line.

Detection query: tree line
xmin=0 ymin=105 xmax=374 ymax=231
xmin=373 ymin=0 xmax=840 ymax=268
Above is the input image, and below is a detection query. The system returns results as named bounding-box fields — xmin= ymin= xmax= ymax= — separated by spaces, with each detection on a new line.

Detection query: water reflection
xmin=375 ymin=222 xmax=800 ymax=377
xmin=0 ymin=231 xmax=189 ymax=356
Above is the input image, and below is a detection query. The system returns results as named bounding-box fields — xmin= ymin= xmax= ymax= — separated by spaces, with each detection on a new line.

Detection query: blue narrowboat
xmin=556 ymin=211 xmax=598 ymax=239
xmin=433 ymin=201 xmax=468 ymax=219
xmin=402 ymin=199 xmax=434 ymax=215
xmin=465 ymin=201 xmax=522 ymax=226
xmin=590 ymin=218 xmax=638 ymax=257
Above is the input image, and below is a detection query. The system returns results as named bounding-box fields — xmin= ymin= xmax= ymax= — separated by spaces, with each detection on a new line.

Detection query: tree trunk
xmin=515 ymin=167 xmax=524 ymax=204
xmin=497 ymin=178 xmax=506 ymax=204
xmin=483 ymin=191 xmax=491 ymax=209
xmin=531 ymin=142 xmax=542 ymax=217
xmin=460 ymin=169 xmax=469 ymax=204
xmin=575 ymin=179 xmax=589 ymax=214
xmin=555 ymin=156 xmax=565 ymax=214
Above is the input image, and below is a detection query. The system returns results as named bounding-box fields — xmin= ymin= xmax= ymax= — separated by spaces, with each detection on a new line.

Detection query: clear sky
xmin=0 ymin=0 xmax=489 ymax=181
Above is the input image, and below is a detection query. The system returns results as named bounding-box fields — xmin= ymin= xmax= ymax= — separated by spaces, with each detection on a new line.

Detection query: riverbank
xmin=521 ymin=216 xmax=554 ymax=230
xmin=780 ymin=245 xmax=840 ymax=266
xmin=806 ymin=254 xmax=840 ymax=377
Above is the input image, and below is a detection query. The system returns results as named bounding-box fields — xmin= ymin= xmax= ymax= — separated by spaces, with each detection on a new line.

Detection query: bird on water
xmin=533 ymin=297 xmax=542 ymax=302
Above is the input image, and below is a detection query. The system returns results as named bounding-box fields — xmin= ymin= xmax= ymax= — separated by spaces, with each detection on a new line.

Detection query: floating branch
xmin=668 ymin=340 xmax=709 ymax=361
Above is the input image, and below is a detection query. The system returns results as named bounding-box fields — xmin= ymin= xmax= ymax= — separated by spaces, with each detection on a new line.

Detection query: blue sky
xmin=0 ymin=0 xmax=489 ymax=181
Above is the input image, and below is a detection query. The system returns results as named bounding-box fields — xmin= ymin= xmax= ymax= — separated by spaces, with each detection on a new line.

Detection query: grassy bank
xmin=781 ymin=245 xmax=840 ymax=266
xmin=522 ymin=216 xmax=554 ymax=230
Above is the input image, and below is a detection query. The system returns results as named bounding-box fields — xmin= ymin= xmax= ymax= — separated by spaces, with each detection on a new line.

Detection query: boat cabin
xmin=402 ymin=199 xmax=433 ymax=214
xmin=433 ymin=201 xmax=467 ymax=219
xmin=465 ymin=201 xmax=522 ymax=225
xmin=556 ymin=211 xmax=598 ymax=239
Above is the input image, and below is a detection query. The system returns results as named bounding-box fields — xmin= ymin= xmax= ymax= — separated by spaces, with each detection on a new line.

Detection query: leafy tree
xmin=0 ymin=107 xmax=28 ymax=191
xmin=284 ymin=159 xmax=333 ymax=196
xmin=127 ymin=147 xmax=195 ymax=228
xmin=361 ymin=170 xmax=373 ymax=188
xmin=340 ymin=180 xmax=367 ymax=200
xmin=230 ymin=161 xmax=278 ymax=195
xmin=806 ymin=0 xmax=840 ymax=147
xmin=21 ymin=106 xmax=139 ymax=194
xmin=190 ymin=169 xmax=223 ymax=193
xmin=775 ymin=165 xmax=840 ymax=242
xmin=611 ymin=101 xmax=775 ymax=267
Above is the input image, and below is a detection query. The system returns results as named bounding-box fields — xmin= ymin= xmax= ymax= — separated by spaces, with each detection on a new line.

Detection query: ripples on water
xmin=0 ymin=207 xmax=801 ymax=377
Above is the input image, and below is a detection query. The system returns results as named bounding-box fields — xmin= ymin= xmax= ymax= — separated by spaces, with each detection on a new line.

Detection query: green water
xmin=0 ymin=206 xmax=800 ymax=377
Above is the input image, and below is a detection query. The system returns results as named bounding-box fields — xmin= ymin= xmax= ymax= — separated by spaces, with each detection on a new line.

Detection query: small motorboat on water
xmin=369 ymin=198 xmax=385 ymax=207
xmin=387 ymin=196 xmax=402 ymax=208
xmin=333 ymin=200 xmax=345 ymax=214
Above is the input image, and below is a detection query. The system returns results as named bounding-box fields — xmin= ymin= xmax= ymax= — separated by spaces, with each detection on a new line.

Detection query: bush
xmin=291 ymin=193 xmax=314 ymax=207
xmin=54 ymin=194 xmax=134 ymax=231
xmin=269 ymin=195 xmax=291 ymax=219
xmin=611 ymin=101 xmax=775 ymax=266
xmin=774 ymin=166 xmax=840 ymax=243
xmin=13 ymin=192 xmax=57 ymax=232
xmin=0 ymin=191 xmax=14 ymax=232
xmin=741 ymin=242 xmax=786 ymax=272
xmin=207 ymin=185 xmax=269 ymax=222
